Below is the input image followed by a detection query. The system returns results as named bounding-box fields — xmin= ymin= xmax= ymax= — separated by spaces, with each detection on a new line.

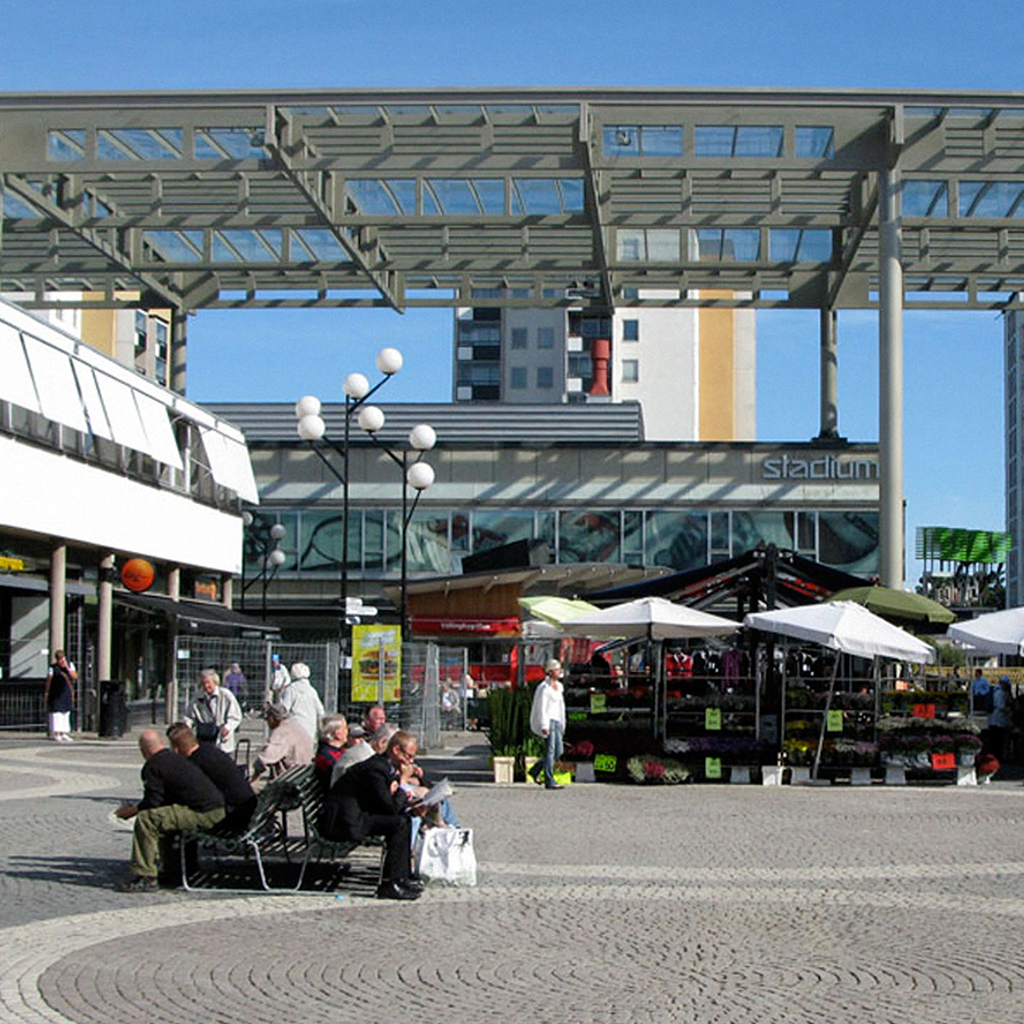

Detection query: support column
xmin=170 ymin=310 xmax=187 ymax=396
xmin=818 ymin=308 xmax=839 ymax=438
xmin=879 ymin=167 xmax=904 ymax=589
xmin=49 ymin=543 xmax=66 ymax=656
xmin=97 ymin=554 xmax=114 ymax=682
xmin=221 ymin=574 xmax=233 ymax=609
xmin=165 ymin=566 xmax=180 ymax=724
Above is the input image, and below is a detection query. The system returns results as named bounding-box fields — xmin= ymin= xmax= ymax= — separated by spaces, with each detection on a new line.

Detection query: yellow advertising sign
xmin=351 ymin=624 xmax=402 ymax=703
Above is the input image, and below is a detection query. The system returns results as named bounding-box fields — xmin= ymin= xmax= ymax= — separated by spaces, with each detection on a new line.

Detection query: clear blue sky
xmin=4 ymin=0 xmax=1019 ymax=585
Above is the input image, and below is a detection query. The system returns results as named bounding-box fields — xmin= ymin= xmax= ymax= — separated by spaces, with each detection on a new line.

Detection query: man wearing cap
xmin=251 ymin=704 xmax=314 ymax=781
xmin=269 ymin=653 xmax=290 ymax=699
xmin=279 ymin=662 xmax=325 ymax=742
xmin=529 ymin=658 xmax=567 ymax=790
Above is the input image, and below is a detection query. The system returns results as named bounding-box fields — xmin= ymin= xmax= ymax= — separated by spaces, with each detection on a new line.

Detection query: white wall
xmin=0 ymin=436 xmax=243 ymax=574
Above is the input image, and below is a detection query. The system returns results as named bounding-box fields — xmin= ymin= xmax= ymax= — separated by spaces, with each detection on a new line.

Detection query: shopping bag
xmin=415 ymin=826 xmax=477 ymax=886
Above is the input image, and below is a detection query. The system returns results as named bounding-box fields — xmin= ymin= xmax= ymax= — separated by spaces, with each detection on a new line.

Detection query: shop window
xmin=645 ymin=511 xmax=707 ymax=571
xmin=559 ymin=509 xmax=621 ymax=564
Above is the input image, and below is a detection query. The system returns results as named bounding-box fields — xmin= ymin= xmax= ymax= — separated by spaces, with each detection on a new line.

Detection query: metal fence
xmin=173 ymin=637 xmax=340 ymax=720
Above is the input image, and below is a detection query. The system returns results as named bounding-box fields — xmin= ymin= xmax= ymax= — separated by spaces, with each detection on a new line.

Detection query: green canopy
xmin=827 ymin=585 xmax=955 ymax=625
xmin=517 ymin=595 xmax=600 ymax=628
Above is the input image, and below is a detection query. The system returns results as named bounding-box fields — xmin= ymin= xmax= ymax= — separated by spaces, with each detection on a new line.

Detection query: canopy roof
xmin=745 ymin=601 xmax=935 ymax=663
xmin=827 ymin=585 xmax=955 ymax=625
xmin=4 ymin=87 xmax=1024 ymax=314
xmin=561 ymin=595 xmax=740 ymax=641
xmin=946 ymin=607 xmax=1024 ymax=656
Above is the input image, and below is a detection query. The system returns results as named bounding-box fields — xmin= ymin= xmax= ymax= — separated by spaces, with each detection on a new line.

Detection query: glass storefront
xmin=246 ymin=505 xmax=880 ymax=578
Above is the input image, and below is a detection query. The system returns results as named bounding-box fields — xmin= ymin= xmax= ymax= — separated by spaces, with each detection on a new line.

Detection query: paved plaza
xmin=1 ymin=731 xmax=1024 ymax=1024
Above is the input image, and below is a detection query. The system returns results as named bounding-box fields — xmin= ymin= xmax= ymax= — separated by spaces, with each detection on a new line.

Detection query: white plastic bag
xmin=415 ymin=826 xmax=477 ymax=886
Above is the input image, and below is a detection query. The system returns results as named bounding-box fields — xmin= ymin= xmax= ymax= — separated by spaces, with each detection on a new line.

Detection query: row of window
xmin=616 ymin=227 xmax=834 ymax=264
xmin=602 ymin=125 xmax=835 ymax=160
xmin=245 ymin=506 xmax=879 ymax=578
xmin=904 ymin=179 xmax=1024 ymax=219
xmin=510 ymin=326 xmax=555 ymax=349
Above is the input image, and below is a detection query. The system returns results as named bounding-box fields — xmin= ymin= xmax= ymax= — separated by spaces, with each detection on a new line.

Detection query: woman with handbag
xmin=44 ymin=649 xmax=77 ymax=743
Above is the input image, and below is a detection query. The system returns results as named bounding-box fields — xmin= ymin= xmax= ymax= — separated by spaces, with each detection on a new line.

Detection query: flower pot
xmin=761 ymin=765 xmax=784 ymax=786
xmin=575 ymin=761 xmax=595 ymax=783
xmin=492 ymin=755 xmax=515 ymax=784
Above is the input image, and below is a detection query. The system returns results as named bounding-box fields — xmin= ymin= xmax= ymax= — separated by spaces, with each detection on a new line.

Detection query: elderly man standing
xmin=279 ymin=662 xmax=325 ymax=742
xmin=250 ymin=703 xmax=314 ymax=781
xmin=530 ymin=658 xmax=567 ymax=790
xmin=115 ymin=729 xmax=225 ymax=891
xmin=186 ymin=668 xmax=243 ymax=755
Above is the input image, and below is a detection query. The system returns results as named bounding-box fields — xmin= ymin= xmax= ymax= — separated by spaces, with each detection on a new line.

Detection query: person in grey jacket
xmin=279 ymin=661 xmax=325 ymax=742
xmin=185 ymin=669 xmax=243 ymax=755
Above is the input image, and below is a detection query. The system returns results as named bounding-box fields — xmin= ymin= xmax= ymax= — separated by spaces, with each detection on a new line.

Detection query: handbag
xmin=195 ymin=721 xmax=219 ymax=742
xmin=414 ymin=826 xmax=477 ymax=886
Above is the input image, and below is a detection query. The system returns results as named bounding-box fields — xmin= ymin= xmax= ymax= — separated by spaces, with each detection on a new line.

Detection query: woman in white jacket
xmin=529 ymin=658 xmax=567 ymax=790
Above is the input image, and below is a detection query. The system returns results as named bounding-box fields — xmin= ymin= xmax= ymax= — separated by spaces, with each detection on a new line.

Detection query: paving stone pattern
xmin=2 ymin=734 xmax=1024 ymax=1024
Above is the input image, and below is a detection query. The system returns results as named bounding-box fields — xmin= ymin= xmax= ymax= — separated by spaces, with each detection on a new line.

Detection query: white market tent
xmin=946 ymin=607 xmax=1024 ymax=657
xmin=744 ymin=601 xmax=935 ymax=779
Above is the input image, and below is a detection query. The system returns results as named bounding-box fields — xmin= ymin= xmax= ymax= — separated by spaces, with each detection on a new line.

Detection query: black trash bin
xmin=99 ymin=680 xmax=128 ymax=738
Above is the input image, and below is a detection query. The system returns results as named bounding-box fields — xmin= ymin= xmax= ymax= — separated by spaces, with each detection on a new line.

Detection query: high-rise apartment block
xmin=453 ymin=291 xmax=756 ymax=442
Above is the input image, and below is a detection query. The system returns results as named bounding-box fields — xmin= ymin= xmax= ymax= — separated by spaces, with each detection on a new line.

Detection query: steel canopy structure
xmin=3 ymin=86 xmax=1024 ymax=590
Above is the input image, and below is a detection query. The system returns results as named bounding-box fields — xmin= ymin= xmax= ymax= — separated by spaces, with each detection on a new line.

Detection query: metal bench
xmin=179 ymin=763 xmax=309 ymax=892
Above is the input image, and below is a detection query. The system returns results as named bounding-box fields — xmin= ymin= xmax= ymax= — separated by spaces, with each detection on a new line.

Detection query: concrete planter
xmin=492 ymin=755 xmax=515 ymax=784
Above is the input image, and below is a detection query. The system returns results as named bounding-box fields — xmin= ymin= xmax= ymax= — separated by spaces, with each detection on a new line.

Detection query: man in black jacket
xmin=167 ymin=722 xmax=257 ymax=829
xmin=115 ymin=729 xmax=225 ymax=891
xmin=323 ymin=729 xmax=425 ymax=900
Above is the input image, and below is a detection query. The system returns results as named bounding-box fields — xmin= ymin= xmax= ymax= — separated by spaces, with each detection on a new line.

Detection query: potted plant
xmin=487 ymin=687 xmax=519 ymax=783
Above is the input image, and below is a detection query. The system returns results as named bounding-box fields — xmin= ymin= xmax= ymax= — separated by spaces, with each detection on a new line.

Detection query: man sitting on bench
xmin=322 ymin=729 xmax=426 ymax=901
xmin=167 ymin=722 xmax=257 ymax=829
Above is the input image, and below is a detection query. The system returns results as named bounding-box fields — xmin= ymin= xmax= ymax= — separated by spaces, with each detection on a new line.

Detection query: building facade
xmin=214 ymin=402 xmax=880 ymax=636
xmin=453 ymin=291 xmax=756 ymax=442
xmin=1006 ymin=309 xmax=1023 ymax=606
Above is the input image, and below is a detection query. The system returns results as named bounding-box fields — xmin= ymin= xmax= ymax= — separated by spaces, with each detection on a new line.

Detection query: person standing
xmin=530 ymin=658 xmax=567 ymax=790
xmin=185 ymin=669 xmax=243 ymax=755
xmin=269 ymin=653 xmax=290 ymax=699
xmin=280 ymin=662 xmax=325 ymax=742
xmin=44 ymin=649 xmax=77 ymax=743
xmin=989 ymin=676 xmax=1013 ymax=763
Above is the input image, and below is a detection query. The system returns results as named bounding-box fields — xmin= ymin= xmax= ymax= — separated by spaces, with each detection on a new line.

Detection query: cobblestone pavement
xmin=2 ymin=732 xmax=1024 ymax=1024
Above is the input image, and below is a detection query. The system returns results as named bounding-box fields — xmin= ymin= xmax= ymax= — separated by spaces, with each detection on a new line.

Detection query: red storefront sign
xmin=409 ymin=616 xmax=522 ymax=636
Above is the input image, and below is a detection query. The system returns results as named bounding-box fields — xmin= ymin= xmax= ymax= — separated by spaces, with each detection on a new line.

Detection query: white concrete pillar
xmin=878 ymin=167 xmax=904 ymax=589
xmin=818 ymin=308 xmax=839 ymax=438
xmin=48 ymin=543 xmax=66 ymax=656
xmin=165 ymin=566 xmax=180 ymax=723
xmin=97 ymin=553 xmax=115 ymax=681
xmin=221 ymin=574 xmax=233 ymax=609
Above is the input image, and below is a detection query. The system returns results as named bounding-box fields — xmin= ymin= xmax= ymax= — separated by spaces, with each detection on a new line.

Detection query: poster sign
xmin=594 ymin=754 xmax=617 ymax=773
xmin=931 ymin=752 xmax=956 ymax=770
xmin=704 ymin=707 xmax=722 ymax=731
xmin=912 ymin=703 xmax=937 ymax=719
xmin=590 ymin=692 xmax=607 ymax=713
xmin=351 ymin=624 xmax=402 ymax=703
xmin=705 ymin=756 xmax=722 ymax=779
xmin=826 ymin=709 xmax=844 ymax=732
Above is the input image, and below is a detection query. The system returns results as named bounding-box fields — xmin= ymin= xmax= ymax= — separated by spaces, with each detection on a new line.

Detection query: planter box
xmin=789 ymin=766 xmax=811 ymax=785
xmin=492 ymin=755 xmax=515 ymax=784
xmin=523 ymin=757 xmax=540 ymax=784
xmin=956 ymin=766 xmax=977 ymax=786
xmin=575 ymin=762 xmax=596 ymax=783
xmin=884 ymin=766 xmax=906 ymax=786
xmin=850 ymin=767 xmax=872 ymax=786
xmin=761 ymin=765 xmax=785 ymax=786
xmin=729 ymin=766 xmax=751 ymax=785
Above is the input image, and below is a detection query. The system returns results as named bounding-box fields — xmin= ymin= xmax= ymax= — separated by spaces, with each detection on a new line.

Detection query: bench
xmin=178 ymin=763 xmax=310 ymax=892
xmin=288 ymin=765 xmax=386 ymax=892
xmin=179 ymin=764 xmax=384 ymax=893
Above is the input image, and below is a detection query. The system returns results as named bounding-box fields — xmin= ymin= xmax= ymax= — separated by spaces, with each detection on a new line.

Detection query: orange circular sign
xmin=121 ymin=558 xmax=155 ymax=593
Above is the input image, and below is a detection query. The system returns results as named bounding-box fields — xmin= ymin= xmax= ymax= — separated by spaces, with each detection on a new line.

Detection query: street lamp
xmin=240 ymin=514 xmax=286 ymax=620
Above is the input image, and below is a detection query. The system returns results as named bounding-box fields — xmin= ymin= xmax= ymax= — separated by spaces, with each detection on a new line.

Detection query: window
xmin=536 ymin=366 xmax=554 ymax=388
xmin=510 ymin=327 xmax=527 ymax=349
xmin=537 ymin=327 xmax=554 ymax=350
xmin=510 ymin=367 xmax=526 ymax=389
xmin=134 ymin=310 xmax=147 ymax=355
xmin=623 ymin=319 xmax=639 ymax=342
xmin=622 ymin=359 xmax=639 ymax=383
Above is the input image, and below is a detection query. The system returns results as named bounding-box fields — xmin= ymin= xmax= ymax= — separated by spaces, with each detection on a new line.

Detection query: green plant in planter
xmin=487 ymin=688 xmax=520 ymax=758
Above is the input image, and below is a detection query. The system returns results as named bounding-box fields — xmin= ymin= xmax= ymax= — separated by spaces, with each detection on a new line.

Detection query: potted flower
xmin=487 ymin=687 xmax=519 ymax=783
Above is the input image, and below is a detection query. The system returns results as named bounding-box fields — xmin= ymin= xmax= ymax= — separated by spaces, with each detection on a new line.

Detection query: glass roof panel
xmin=961 ymin=181 xmax=1024 ymax=218
xmin=386 ymin=180 xmax=417 ymax=214
xmin=195 ymin=128 xmax=265 ymax=160
xmin=99 ymin=129 xmax=182 ymax=160
xmin=211 ymin=235 xmax=240 ymax=262
xmin=536 ymin=104 xmax=579 ymax=118
xmin=617 ymin=229 xmax=646 ymax=261
xmin=640 ymin=125 xmax=683 ymax=157
xmin=144 ymin=230 xmax=203 ymax=262
xmin=514 ymin=179 xmax=562 ymax=214
xmin=905 ymin=106 xmax=944 ymax=118
xmin=434 ymin=105 xmax=483 ymax=117
xmin=47 ymin=130 xmax=85 ymax=161
xmin=429 ymin=179 xmax=480 ymax=215
xmin=295 ymin=229 xmax=351 ymax=261
xmin=347 ymin=179 xmax=400 ymax=215
xmin=694 ymin=126 xmax=735 ymax=157
xmin=698 ymin=228 xmax=760 ymax=260
xmin=473 ymin=179 xmax=506 ymax=215
xmin=795 ymin=126 xmax=834 ymax=158
xmin=558 ymin=179 xmax=585 ymax=211
xmin=1 ymin=192 xmax=40 ymax=218
xmin=646 ymin=229 xmax=680 ymax=261
xmin=734 ymin=126 xmax=784 ymax=157
xmin=769 ymin=229 xmax=831 ymax=262
xmin=217 ymin=230 xmax=281 ymax=261
xmin=382 ymin=105 xmax=432 ymax=120
xmin=604 ymin=125 xmax=640 ymax=157
xmin=902 ymin=180 xmax=948 ymax=217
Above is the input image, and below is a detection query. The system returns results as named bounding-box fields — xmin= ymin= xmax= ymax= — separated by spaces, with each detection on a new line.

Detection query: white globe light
xmin=409 ymin=423 xmax=436 ymax=451
xmin=297 ymin=414 xmax=326 ymax=441
xmin=376 ymin=347 xmax=403 ymax=375
xmin=407 ymin=461 xmax=435 ymax=491
xmin=268 ymin=548 xmax=286 ymax=567
xmin=294 ymin=395 xmax=321 ymax=419
xmin=269 ymin=523 xmax=286 ymax=540
xmin=343 ymin=372 xmax=370 ymax=400
xmin=241 ymin=511 xmax=254 ymax=527
xmin=358 ymin=404 xmax=385 ymax=433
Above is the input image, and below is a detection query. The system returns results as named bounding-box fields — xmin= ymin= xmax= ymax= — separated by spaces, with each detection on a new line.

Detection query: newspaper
xmin=411 ymin=776 xmax=453 ymax=808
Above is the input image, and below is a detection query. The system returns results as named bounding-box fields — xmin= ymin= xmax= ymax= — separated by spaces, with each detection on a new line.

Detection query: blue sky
xmin=4 ymin=0 xmax=1020 ymax=585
